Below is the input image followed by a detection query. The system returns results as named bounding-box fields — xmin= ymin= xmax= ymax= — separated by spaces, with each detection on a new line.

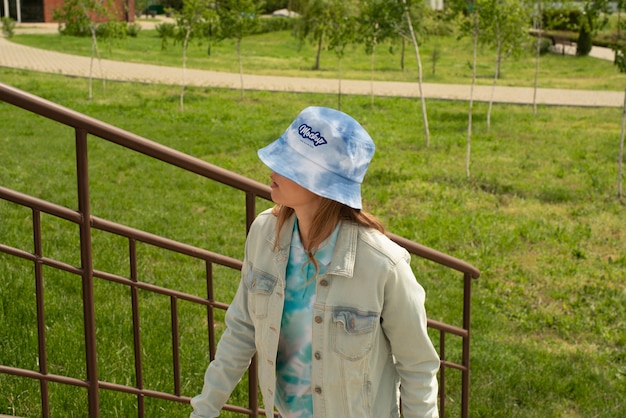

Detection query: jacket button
xmin=314 ymin=316 xmax=322 ymax=324
xmin=314 ymin=351 xmax=321 ymax=360
xmin=320 ymin=279 xmax=328 ymax=286
xmin=314 ymin=386 xmax=322 ymax=395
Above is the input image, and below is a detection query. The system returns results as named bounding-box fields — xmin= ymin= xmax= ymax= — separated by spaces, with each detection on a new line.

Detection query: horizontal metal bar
xmin=0 ymin=186 xmax=82 ymax=222
xmin=0 ymin=83 xmax=271 ymax=197
xmin=0 ymin=243 xmax=83 ymax=275
xmin=427 ymin=319 xmax=469 ymax=338
xmin=92 ymin=269 xmax=229 ymax=309
xmin=440 ymin=360 xmax=469 ymax=372
xmin=91 ymin=217 xmax=242 ymax=270
xmin=388 ymin=232 xmax=480 ymax=278
xmin=0 ymin=366 xmax=88 ymax=388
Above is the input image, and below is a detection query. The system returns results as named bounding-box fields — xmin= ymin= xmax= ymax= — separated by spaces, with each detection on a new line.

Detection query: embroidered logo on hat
xmin=298 ymin=123 xmax=327 ymax=147
xmin=257 ymin=106 xmax=375 ymax=209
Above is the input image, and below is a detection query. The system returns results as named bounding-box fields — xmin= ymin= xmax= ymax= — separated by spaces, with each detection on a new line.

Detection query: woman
xmin=191 ymin=106 xmax=440 ymax=418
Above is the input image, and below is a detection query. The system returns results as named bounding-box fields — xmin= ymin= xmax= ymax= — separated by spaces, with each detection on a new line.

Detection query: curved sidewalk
xmin=0 ymin=35 xmax=623 ymax=108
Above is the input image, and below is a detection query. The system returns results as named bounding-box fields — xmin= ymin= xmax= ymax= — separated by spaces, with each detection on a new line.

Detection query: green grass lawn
xmin=1 ymin=39 xmax=626 ymax=418
xmin=7 ymin=28 xmax=625 ymax=91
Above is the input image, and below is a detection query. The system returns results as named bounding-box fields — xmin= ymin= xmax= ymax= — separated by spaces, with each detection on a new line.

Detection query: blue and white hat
xmin=258 ymin=106 xmax=375 ymax=209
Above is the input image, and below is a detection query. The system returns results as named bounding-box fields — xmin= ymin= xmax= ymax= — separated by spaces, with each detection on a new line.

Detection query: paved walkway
xmin=1 ymin=21 xmax=623 ymax=108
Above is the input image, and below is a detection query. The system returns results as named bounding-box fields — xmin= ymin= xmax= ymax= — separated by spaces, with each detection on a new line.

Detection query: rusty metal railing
xmin=0 ymin=81 xmax=480 ymax=418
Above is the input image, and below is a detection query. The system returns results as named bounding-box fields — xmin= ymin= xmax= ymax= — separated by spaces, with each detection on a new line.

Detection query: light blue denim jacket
xmin=190 ymin=209 xmax=440 ymax=417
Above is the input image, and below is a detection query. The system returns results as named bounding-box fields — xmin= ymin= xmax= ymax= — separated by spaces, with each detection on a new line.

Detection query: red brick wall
xmin=44 ymin=0 xmax=135 ymax=23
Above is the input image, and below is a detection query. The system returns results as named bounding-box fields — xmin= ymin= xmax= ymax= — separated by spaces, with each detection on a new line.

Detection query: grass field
xmin=1 ymin=27 xmax=626 ymax=418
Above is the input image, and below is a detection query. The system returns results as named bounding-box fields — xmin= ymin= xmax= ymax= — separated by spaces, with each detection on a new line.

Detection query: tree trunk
xmin=180 ymin=28 xmax=192 ymax=111
xmin=400 ymin=38 xmax=405 ymax=71
xmin=337 ymin=56 xmax=342 ymax=110
xmin=533 ymin=1 xmax=543 ymax=116
xmin=315 ymin=34 xmax=323 ymax=70
xmin=370 ymin=41 xmax=376 ymax=109
xmin=237 ymin=37 xmax=244 ymax=100
xmin=618 ymin=88 xmax=626 ymax=198
xmin=403 ymin=2 xmax=430 ymax=147
xmin=466 ymin=11 xmax=479 ymax=179
xmin=487 ymin=39 xmax=503 ymax=131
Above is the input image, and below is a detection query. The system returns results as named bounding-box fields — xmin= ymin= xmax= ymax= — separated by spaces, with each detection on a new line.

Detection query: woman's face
xmin=269 ymin=172 xmax=322 ymax=212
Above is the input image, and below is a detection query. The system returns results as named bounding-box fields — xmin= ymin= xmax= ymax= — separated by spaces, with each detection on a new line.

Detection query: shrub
xmin=252 ymin=16 xmax=297 ymax=34
xmin=95 ymin=20 xmax=128 ymax=39
xmin=533 ymin=37 xmax=553 ymax=55
xmin=156 ymin=22 xmax=177 ymax=39
xmin=127 ymin=22 xmax=142 ymax=37
xmin=577 ymin=23 xmax=593 ymax=56
xmin=543 ymin=8 xmax=581 ymax=31
xmin=155 ymin=22 xmax=177 ymax=49
xmin=53 ymin=0 xmax=92 ymax=37
xmin=1 ymin=16 xmax=15 ymax=38
xmin=262 ymin=0 xmax=289 ymax=14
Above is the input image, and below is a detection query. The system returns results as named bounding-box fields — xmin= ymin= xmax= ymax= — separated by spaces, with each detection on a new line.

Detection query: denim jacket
xmin=190 ymin=209 xmax=440 ymax=418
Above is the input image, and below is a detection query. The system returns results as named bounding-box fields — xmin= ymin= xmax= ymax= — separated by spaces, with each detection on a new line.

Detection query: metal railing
xmin=0 ymin=82 xmax=480 ymax=417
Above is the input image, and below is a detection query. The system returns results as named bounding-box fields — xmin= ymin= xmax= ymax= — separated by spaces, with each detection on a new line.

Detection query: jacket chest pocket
xmin=244 ymin=267 xmax=277 ymax=318
xmin=331 ymin=307 xmax=379 ymax=360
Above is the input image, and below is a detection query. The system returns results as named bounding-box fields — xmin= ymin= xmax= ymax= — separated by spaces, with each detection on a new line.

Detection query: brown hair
xmin=272 ymin=199 xmax=385 ymax=276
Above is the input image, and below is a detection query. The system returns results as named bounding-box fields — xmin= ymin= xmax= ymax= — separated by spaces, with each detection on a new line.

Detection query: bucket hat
xmin=258 ymin=106 xmax=375 ymax=209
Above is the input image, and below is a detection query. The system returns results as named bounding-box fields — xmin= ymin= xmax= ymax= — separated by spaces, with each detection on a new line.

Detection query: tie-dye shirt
xmin=275 ymin=220 xmax=340 ymax=418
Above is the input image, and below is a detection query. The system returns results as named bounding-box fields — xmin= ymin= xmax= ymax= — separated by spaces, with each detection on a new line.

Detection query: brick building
xmin=1 ymin=0 xmax=135 ymax=23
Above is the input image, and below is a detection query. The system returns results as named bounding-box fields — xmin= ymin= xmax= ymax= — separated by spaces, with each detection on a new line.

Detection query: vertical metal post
xmin=206 ymin=261 xmax=216 ymax=361
xmin=129 ymin=238 xmax=145 ymax=416
xmin=461 ymin=273 xmax=473 ymax=418
xmin=76 ymin=128 xmax=100 ymax=417
xmin=245 ymin=192 xmax=256 ymax=233
xmin=439 ymin=330 xmax=446 ymax=418
xmin=171 ymin=296 xmax=181 ymax=396
xmin=33 ymin=209 xmax=50 ymax=417
xmin=249 ymin=356 xmax=259 ymax=418
xmin=245 ymin=191 xmax=259 ymax=416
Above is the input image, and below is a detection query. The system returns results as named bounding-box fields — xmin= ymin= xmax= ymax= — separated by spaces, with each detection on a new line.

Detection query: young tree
xmin=216 ymin=0 xmax=263 ymax=100
xmin=479 ymin=0 xmax=531 ymax=130
xmin=325 ymin=0 xmax=358 ymax=110
xmin=466 ymin=1 xmax=478 ymax=179
xmin=402 ymin=0 xmax=430 ymax=146
xmin=358 ymin=0 xmax=404 ymax=107
xmin=531 ymin=0 xmax=543 ymax=116
xmin=613 ymin=1 xmax=626 ymax=198
xmin=293 ymin=0 xmax=329 ymax=70
xmin=447 ymin=0 xmax=482 ymax=177
xmin=53 ymin=0 xmax=121 ymax=100
xmin=170 ymin=0 xmax=217 ymax=110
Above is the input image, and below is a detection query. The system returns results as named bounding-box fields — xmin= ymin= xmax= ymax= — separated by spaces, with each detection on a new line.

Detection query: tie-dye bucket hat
xmin=258 ymin=106 xmax=375 ymax=209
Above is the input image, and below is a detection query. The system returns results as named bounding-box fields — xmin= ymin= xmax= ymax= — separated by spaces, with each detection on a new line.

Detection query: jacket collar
xmin=267 ymin=212 xmax=358 ymax=278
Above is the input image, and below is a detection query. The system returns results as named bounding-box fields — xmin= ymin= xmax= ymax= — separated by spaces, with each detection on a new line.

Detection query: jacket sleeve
xmin=381 ymin=254 xmax=440 ymax=418
xmin=190 ymin=260 xmax=258 ymax=417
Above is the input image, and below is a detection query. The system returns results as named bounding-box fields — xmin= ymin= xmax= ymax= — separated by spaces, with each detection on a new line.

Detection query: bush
xmin=155 ymin=22 xmax=176 ymax=38
xmin=532 ymin=37 xmax=554 ymax=55
xmin=1 ymin=16 xmax=15 ymax=38
xmin=252 ymin=16 xmax=297 ymax=34
xmin=95 ymin=20 xmax=128 ymax=40
xmin=543 ymin=8 xmax=581 ymax=31
xmin=261 ymin=0 xmax=289 ymax=14
xmin=127 ymin=22 xmax=142 ymax=37
xmin=577 ymin=23 xmax=593 ymax=56
xmin=53 ymin=0 xmax=92 ymax=37
xmin=155 ymin=22 xmax=177 ymax=49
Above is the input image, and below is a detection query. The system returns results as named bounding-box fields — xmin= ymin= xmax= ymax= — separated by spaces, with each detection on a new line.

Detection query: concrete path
xmin=1 ymin=21 xmax=623 ymax=108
